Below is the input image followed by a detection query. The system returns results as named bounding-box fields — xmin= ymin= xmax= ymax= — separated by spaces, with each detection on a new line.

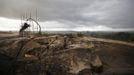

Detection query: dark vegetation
xmin=87 ymin=32 xmax=134 ymax=42
xmin=85 ymin=31 xmax=134 ymax=42
xmin=42 ymin=31 xmax=134 ymax=42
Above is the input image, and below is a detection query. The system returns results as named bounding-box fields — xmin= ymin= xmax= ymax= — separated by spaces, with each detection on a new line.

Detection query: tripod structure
xmin=26 ymin=17 xmax=41 ymax=35
xmin=19 ymin=12 xmax=42 ymax=37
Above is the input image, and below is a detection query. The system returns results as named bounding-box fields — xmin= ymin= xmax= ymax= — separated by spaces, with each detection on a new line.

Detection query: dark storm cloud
xmin=0 ymin=0 xmax=134 ymax=28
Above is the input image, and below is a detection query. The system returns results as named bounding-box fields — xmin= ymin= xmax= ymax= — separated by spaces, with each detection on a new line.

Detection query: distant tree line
xmin=87 ymin=32 xmax=134 ymax=42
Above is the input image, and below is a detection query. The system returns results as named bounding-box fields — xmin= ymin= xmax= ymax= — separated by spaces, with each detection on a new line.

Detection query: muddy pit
xmin=0 ymin=35 xmax=134 ymax=75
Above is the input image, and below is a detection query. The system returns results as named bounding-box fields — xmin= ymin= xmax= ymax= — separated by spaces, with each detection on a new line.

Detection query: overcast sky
xmin=0 ymin=0 xmax=134 ymax=31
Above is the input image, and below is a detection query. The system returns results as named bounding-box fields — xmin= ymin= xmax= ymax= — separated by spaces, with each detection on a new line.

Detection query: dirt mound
xmin=0 ymin=35 xmax=134 ymax=75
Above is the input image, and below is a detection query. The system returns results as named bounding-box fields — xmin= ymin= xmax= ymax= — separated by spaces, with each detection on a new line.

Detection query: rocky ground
xmin=0 ymin=34 xmax=134 ymax=75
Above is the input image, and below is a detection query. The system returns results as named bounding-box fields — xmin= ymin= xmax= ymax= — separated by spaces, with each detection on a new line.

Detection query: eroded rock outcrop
xmin=0 ymin=35 xmax=133 ymax=75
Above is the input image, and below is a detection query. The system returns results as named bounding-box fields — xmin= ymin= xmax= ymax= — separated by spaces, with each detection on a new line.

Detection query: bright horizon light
xmin=0 ymin=17 xmax=134 ymax=32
